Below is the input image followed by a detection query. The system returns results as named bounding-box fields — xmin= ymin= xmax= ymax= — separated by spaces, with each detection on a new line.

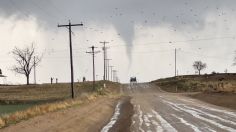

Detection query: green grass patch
xmin=0 ymin=104 xmax=35 ymax=116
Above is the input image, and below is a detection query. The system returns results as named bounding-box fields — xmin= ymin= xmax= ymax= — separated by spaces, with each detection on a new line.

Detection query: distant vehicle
xmin=130 ymin=77 xmax=137 ymax=83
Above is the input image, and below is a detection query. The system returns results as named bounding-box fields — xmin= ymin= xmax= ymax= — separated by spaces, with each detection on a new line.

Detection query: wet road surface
xmin=121 ymin=83 xmax=236 ymax=132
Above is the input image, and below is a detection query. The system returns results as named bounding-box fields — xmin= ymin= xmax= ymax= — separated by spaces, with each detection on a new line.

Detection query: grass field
xmin=0 ymin=81 xmax=121 ymax=128
xmin=0 ymin=81 xmax=120 ymax=115
xmin=152 ymin=73 xmax=236 ymax=93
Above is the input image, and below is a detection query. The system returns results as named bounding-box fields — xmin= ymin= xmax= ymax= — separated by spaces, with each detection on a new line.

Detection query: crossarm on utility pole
xmin=58 ymin=23 xmax=83 ymax=27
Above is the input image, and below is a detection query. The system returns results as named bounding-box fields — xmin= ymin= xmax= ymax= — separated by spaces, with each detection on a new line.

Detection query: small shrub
xmin=212 ymin=71 xmax=217 ymax=74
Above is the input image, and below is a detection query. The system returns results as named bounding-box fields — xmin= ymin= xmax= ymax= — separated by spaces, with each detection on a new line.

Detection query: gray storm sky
xmin=0 ymin=0 xmax=236 ymax=84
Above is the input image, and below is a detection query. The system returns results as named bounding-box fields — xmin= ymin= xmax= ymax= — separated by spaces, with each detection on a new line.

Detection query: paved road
xmin=122 ymin=83 xmax=236 ymax=132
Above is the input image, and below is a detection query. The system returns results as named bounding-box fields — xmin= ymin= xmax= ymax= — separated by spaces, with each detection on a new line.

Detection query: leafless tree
xmin=193 ymin=61 xmax=206 ymax=75
xmin=12 ymin=44 xmax=42 ymax=85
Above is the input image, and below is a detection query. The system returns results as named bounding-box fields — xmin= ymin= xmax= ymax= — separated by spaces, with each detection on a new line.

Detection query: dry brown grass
xmin=0 ymin=81 xmax=119 ymax=104
xmin=0 ymin=93 xmax=100 ymax=128
xmin=0 ymin=83 xmax=77 ymax=102
xmin=0 ymin=118 xmax=5 ymax=128
xmin=0 ymin=81 xmax=121 ymax=129
xmin=153 ymin=73 xmax=236 ymax=93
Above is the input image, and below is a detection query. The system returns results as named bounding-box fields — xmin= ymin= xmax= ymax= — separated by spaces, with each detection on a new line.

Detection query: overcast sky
xmin=0 ymin=0 xmax=236 ymax=84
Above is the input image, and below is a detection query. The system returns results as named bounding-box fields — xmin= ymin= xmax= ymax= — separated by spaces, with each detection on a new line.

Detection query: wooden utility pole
xmin=86 ymin=46 xmax=100 ymax=90
xmin=175 ymin=48 xmax=177 ymax=77
xmin=113 ymin=70 xmax=117 ymax=82
xmin=100 ymin=41 xmax=109 ymax=80
xmin=110 ymin=66 xmax=114 ymax=82
xmin=58 ymin=21 xmax=83 ymax=99
xmin=106 ymin=59 xmax=111 ymax=81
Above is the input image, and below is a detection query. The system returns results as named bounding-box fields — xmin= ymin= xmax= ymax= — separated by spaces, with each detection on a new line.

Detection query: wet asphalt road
xmin=122 ymin=83 xmax=236 ymax=132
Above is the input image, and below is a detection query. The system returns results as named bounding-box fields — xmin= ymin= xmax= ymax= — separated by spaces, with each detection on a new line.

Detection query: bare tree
xmin=12 ymin=44 xmax=42 ymax=85
xmin=193 ymin=61 xmax=206 ymax=75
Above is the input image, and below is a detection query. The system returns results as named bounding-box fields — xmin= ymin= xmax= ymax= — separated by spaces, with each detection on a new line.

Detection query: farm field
xmin=0 ymin=81 xmax=120 ymax=118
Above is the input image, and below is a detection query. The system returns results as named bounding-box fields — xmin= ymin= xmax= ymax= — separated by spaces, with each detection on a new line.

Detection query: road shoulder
xmin=1 ymin=96 xmax=119 ymax=132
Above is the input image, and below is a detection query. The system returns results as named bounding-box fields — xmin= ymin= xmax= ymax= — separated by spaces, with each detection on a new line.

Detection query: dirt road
xmin=0 ymin=97 xmax=118 ymax=132
xmin=120 ymin=83 xmax=236 ymax=132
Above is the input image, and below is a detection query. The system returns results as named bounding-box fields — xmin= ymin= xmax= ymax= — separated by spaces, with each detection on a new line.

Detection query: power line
xmin=180 ymin=50 xmax=233 ymax=61
xmin=58 ymin=20 xmax=83 ymax=99
xmin=46 ymin=35 xmax=236 ymax=55
xmin=108 ymin=36 xmax=235 ymax=48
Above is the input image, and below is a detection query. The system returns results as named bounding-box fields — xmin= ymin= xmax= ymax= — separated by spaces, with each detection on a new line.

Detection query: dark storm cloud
xmin=1 ymin=0 xmax=236 ymax=60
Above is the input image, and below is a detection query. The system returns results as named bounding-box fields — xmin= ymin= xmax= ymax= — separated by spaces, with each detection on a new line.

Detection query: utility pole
xmin=116 ymin=70 xmax=119 ymax=82
xmin=58 ymin=20 xmax=83 ymax=99
xmin=175 ymin=48 xmax=177 ymax=77
xmin=106 ymin=59 xmax=111 ymax=81
xmin=51 ymin=77 xmax=53 ymax=84
xmin=110 ymin=66 xmax=114 ymax=82
xmin=34 ymin=56 xmax=36 ymax=84
xmin=86 ymin=46 xmax=100 ymax=90
xmin=175 ymin=48 xmax=178 ymax=92
xmin=100 ymin=41 xmax=109 ymax=80
xmin=113 ymin=70 xmax=117 ymax=82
